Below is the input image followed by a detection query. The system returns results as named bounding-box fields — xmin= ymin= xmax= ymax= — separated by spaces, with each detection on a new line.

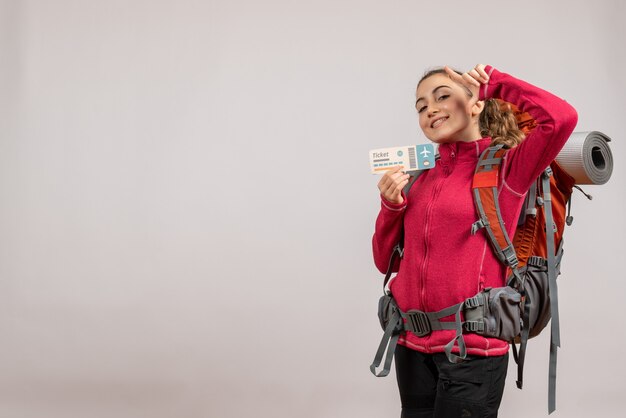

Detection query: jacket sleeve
xmin=372 ymin=192 xmax=407 ymax=274
xmin=479 ymin=66 xmax=578 ymax=194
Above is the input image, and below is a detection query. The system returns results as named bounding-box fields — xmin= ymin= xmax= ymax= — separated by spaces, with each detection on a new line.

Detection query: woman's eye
xmin=437 ymin=94 xmax=449 ymax=101
xmin=418 ymin=106 xmax=427 ymax=113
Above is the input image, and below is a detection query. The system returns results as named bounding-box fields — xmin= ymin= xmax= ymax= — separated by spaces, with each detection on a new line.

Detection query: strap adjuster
xmin=502 ymin=245 xmax=519 ymax=268
xmin=464 ymin=296 xmax=483 ymax=309
xmin=528 ymin=256 xmax=547 ymax=268
xmin=465 ymin=321 xmax=485 ymax=332
xmin=393 ymin=243 xmax=404 ymax=259
xmin=471 ymin=218 xmax=489 ymax=235
xmin=544 ymin=166 xmax=553 ymax=178
xmin=404 ymin=310 xmax=432 ymax=337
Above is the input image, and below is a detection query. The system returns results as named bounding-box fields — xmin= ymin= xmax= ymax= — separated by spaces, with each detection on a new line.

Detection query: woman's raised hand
xmin=444 ymin=64 xmax=489 ymax=100
xmin=378 ymin=166 xmax=411 ymax=205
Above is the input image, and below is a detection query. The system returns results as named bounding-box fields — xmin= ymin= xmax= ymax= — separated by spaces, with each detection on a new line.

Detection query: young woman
xmin=372 ymin=64 xmax=578 ymax=418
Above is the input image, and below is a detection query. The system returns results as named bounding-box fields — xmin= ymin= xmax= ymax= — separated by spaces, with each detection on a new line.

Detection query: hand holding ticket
xmin=369 ymin=144 xmax=437 ymax=174
xmin=377 ymin=166 xmax=410 ymax=204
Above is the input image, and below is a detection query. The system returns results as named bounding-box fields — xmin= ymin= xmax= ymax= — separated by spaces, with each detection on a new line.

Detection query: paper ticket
xmin=369 ymin=144 xmax=436 ymax=174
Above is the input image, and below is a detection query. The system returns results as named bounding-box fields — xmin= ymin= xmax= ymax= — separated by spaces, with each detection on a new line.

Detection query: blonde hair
xmin=418 ymin=68 xmax=526 ymax=149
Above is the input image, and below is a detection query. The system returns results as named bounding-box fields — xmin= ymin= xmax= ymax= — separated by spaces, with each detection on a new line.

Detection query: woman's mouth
xmin=431 ymin=117 xmax=449 ymax=129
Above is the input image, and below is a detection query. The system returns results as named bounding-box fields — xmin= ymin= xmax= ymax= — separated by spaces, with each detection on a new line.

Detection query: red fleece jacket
xmin=372 ymin=66 xmax=578 ymax=357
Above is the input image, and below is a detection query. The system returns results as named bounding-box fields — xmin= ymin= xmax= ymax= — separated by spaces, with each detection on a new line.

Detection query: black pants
xmin=394 ymin=345 xmax=508 ymax=418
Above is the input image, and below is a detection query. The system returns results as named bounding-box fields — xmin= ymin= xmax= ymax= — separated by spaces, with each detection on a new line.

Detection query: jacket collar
xmin=437 ymin=137 xmax=493 ymax=165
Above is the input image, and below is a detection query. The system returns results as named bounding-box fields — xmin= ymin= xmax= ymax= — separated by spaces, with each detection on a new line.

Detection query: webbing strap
xmin=443 ymin=303 xmax=467 ymax=364
xmin=402 ymin=301 xmax=466 ymax=336
xmin=477 ymin=157 xmax=503 ymax=167
xmin=370 ymin=309 xmax=402 ymax=377
xmin=526 ymin=180 xmax=538 ymax=217
xmin=549 ymin=334 xmax=558 ymax=414
xmin=543 ymin=169 xmax=560 ymax=414
xmin=403 ymin=171 xmax=422 ymax=197
xmin=383 ymin=244 xmax=403 ymax=292
xmin=515 ymin=293 xmax=532 ymax=389
xmin=527 ymin=240 xmax=564 ymax=270
xmin=372 ymin=242 xmax=407 ymax=377
xmin=543 ymin=170 xmax=560 ymax=347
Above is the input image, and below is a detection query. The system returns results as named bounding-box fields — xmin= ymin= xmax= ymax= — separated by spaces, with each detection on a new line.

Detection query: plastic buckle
xmin=393 ymin=243 xmax=404 ymax=259
xmin=464 ymin=296 xmax=482 ymax=309
xmin=405 ymin=310 xmax=432 ymax=337
xmin=471 ymin=218 xmax=489 ymax=235
xmin=544 ymin=166 xmax=553 ymax=178
xmin=465 ymin=321 xmax=485 ymax=333
xmin=527 ymin=256 xmax=547 ymax=268
xmin=502 ymin=245 xmax=519 ymax=268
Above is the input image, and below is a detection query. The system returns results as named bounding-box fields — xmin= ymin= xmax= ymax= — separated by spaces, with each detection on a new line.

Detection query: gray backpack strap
xmin=513 ymin=285 xmax=532 ymax=389
xmin=403 ymin=170 xmax=422 ymax=196
xmin=518 ymin=180 xmax=539 ymax=226
xmin=382 ymin=244 xmax=404 ymax=292
xmin=442 ymin=302 xmax=468 ymax=364
xmin=542 ymin=167 xmax=560 ymax=414
xmin=370 ymin=307 xmax=402 ymax=377
xmin=371 ymin=242 xmax=406 ymax=378
xmin=402 ymin=153 xmax=440 ymax=196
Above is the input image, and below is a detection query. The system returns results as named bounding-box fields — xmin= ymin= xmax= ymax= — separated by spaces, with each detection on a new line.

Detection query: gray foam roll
xmin=555 ymin=131 xmax=613 ymax=185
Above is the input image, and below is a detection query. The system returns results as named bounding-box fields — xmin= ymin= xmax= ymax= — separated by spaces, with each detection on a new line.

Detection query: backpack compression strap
xmin=542 ymin=167 xmax=560 ymax=414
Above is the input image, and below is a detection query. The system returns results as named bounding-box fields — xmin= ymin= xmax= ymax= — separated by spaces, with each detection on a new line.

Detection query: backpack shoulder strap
xmin=402 ymin=152 xmax=441 ymax=196
xmin=402 ymin=171 xmax=421 ymax=196
xmin=471 ymin=145 xmax=519 ymax=271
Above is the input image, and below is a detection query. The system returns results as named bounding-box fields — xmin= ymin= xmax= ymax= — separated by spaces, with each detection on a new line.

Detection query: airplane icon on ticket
xmin=416 ymin=144 xmax=436 ymax=170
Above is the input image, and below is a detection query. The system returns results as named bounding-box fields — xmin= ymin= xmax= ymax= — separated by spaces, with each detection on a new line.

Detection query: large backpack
xmin=470 ymin=144 xmax=576 ymax=414
xmin=371 ymin=115 xmax=588 ymax=413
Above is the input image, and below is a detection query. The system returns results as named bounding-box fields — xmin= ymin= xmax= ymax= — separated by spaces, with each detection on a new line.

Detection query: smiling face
xmin=415 ymin=73 xmax=483 ymax=144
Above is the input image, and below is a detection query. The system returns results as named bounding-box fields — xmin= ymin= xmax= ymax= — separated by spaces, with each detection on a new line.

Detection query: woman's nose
xmin=427 ymin=106 xmax=439 ymax=117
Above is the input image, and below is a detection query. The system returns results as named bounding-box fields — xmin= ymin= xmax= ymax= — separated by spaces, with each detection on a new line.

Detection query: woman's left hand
xmin=444 ymin=64 xmax=489 ymax=101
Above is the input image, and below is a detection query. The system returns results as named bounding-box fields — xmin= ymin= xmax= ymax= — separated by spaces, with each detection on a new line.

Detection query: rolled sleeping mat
xmin=555 ymin=131 xmax=613 ymax=185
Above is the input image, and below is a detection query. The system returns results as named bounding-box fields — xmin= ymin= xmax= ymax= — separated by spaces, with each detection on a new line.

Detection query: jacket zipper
xmin=420 ymin=151 xmax=455 ymax=310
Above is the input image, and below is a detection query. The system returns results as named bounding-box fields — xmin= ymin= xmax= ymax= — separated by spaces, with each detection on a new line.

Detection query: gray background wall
xmin=0 ymin=0 xmax=624 ymax=417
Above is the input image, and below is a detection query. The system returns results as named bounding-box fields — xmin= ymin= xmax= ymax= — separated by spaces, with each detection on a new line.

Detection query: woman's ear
xmin=472 ymin=100 xmax=485 ymax=117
